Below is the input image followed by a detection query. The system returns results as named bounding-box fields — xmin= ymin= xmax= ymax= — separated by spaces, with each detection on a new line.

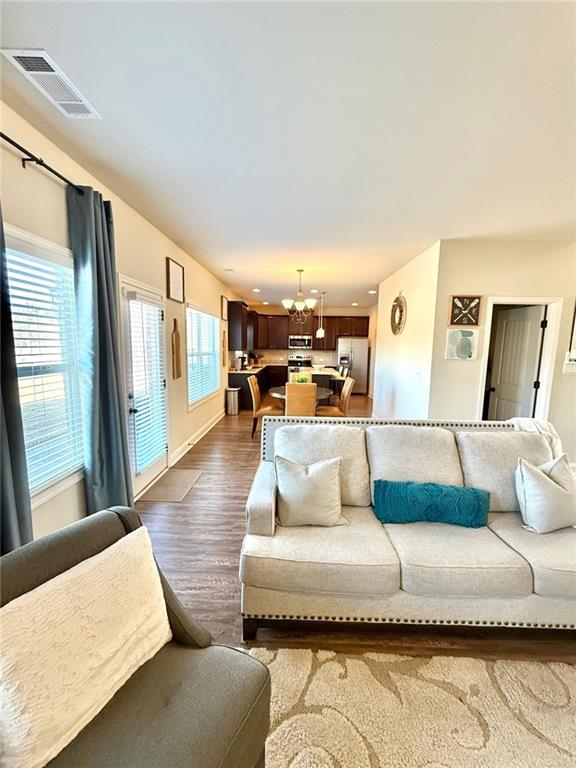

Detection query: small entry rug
xmin=250 ymin=648 xmax=575 ymax=768
xmin=140 ymin=469 xmax=201 ymax=502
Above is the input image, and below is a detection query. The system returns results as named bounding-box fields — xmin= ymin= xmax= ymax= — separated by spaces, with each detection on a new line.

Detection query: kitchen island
xmin=228 ymin=365 xmax=343 ymax=410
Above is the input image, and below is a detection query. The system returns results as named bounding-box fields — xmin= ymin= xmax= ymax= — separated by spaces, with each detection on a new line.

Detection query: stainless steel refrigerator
xmin=337 ymin=337 xmax=369 ymax=394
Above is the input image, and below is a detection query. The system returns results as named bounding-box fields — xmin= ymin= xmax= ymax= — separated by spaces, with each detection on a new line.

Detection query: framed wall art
xmin=445 ymin=328 xmax=479 ymax=360
xmin=166 ymin=258 xmax=185 ymax=303
xmin=221 ymin=295 xmax=229 ymax=321
xmin=449 ymin=295 xmax=481 ymax=326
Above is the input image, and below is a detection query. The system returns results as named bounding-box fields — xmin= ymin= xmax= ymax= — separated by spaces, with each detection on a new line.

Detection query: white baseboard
xmin=169 ymin=409 xmax=225 ymax=466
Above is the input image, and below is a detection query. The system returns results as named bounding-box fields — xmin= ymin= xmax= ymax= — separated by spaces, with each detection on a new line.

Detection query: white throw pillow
xmin=275 ymin=455 xmax=347 ymax=527
xmin=515 ymin=453 xmax=576 ymax=533
xmin=0 ymin=527 xmax=172 ymax=768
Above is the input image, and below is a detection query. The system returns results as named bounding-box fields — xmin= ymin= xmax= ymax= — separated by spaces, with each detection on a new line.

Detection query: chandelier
xmin=281 ymin=269 xmax=317 ymax=323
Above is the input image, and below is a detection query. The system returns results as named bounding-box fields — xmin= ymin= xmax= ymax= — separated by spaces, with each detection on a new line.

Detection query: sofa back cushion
xmin=366 ymin=425 xmax=464 ymax=501
xmin=0 ymin=526 xmax=172 ymax=768
xmin=456 ymin=431 xmax=553 ymax=511
xmin=274 ymin=424 xmax=371 ymax=506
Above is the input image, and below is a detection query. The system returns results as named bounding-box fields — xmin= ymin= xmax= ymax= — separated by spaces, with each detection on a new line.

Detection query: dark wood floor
xmin=137 ymin=398 xmax=575 ymax=662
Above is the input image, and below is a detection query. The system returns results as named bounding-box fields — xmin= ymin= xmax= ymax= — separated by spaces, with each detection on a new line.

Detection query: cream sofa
xmin=239 ymin=417 xmax=576 ymax=640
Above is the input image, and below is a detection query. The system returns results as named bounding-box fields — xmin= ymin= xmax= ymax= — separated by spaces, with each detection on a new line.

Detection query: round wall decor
xmin=390 ymin=293 xmax=407 ymax=335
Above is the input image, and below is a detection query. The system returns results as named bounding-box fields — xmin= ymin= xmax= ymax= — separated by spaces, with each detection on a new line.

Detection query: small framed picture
xmin=449 ymin=295 xmax=481 ymax=326
xmin=166 ymin=258 xmax=185 ymax=303
xmin=445 ymin=328 xmax=479 ymax=360
xmin=221 ymin=295 xmax=228 ymax=321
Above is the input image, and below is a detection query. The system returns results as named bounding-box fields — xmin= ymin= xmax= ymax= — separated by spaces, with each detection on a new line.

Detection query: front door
xmin=123 ymin=292 xmax=168 ymax=495
xmin=487 ymin=305 xmax=546 ymax=420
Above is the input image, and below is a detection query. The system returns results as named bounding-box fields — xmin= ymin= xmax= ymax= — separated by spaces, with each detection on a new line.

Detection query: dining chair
xmin=288 ymin=370 xmax=312 ymax=383
xmin=248 ymin=375 xmax=283 ymax=438
xmin=316 ymin=377 xmax=355 ymax=417
xmin=285 ymin=382 xmax=318 ymax=416
xmin=341 ymin=367 xmax=350 ymax=379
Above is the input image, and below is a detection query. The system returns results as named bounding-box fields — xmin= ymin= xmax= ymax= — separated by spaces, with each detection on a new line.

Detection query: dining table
xmin=269 ymin=385 xmax=333 ymax=403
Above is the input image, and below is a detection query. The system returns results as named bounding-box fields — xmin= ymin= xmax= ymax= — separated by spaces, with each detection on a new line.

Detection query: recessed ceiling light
xmin=310 ymin=289 xmax=319 ymax=294
xmin=252 ymin=288 xmax=261 ymax=293
xmin=262 ymin=300 xmax=270 ymax=305
xmin=351 ymin=302 xmax=359 ymax=307
xmin=224 ymin=267 xmax=235 ymax=273
xmin=368 ymin=289 xmax=377 ymax=295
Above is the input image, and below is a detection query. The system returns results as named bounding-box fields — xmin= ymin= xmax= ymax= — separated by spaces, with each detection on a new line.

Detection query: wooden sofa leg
xmin=251 ymin=417 xmax=258 ymax=438
xmin=243 ymin=618 xmax=259 ymax=642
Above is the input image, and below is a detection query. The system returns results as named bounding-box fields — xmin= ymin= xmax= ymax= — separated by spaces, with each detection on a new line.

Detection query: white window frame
xmin=4 ymin=224 xmax=84 ymax=504
xmin=185 ymin=302 xmax=221 ymax=412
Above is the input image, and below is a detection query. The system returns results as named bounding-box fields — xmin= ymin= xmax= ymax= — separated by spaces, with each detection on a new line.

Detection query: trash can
xmin=226 ymin=387 xmax=241 ymax=415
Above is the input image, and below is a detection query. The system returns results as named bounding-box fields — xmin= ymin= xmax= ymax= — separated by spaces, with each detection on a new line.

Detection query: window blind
xmin=127 ymin=299 xmax=167 ymax=474
xmin=5 ymin=248 xmax=84 ymax=494
xmin=186 ymin=307 xmax=220 ymax=406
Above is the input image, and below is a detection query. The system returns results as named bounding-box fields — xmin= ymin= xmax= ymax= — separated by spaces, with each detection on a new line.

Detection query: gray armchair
xmin=0 ymin=507 xmax=270 ymax=768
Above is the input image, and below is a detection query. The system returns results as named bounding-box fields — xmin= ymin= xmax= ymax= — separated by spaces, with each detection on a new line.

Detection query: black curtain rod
xmin=0 ymin=132 xmax=84 ymax=195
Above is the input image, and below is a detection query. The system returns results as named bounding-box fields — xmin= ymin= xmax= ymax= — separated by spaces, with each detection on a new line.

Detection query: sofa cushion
xmin=0 ymin=527 xmax=172 ymax=768
xmin=489 ymin=512 xmax=576 ymax=599
xmin=384 ymin=522 xmax=533 ymax=598
xmin=456 ymin=431 xmax=553 ymax=512
xmin=274 ymin=425 xmax=370 ymax=506
xmin=366 ymin=425 xmax=464 ymax=502
xmin=240 ymin=506 xmax=399 ymax=596
xmin=45 ymin=643 xmax=270 ymax=768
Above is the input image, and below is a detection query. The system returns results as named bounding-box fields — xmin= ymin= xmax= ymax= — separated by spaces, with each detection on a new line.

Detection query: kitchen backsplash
xmin=255 ymin=349 xmax=337 ymax=366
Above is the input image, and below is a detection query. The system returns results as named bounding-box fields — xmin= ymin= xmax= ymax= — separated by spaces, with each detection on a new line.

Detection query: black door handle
xmin=129 ymin=407 xmax=139 ymax=414
xmin=488 ymin=387 xmax=496 ymax=393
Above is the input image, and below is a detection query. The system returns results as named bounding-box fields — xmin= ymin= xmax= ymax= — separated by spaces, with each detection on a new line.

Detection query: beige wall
xmin=429 ymin=240 xmax=576 ymax=455
xmin=1 ymin=102 xmax=238 ymax=537
xmin=372 ymin=243 xmax=440 ymax=418
xmin=368 ymin=304 xmax=378 ymax=398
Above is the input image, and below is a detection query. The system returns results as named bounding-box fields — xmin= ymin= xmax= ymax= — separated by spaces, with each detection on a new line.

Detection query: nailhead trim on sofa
xmin=261 ymin=416 xmax=514 ymax=461
xmin=241 ymin=613 xmax=575 ymax=630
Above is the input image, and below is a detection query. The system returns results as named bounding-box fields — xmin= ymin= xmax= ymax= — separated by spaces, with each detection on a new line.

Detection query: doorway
xmin=483 ymin=304 xmax=547 ymax=420
xmin=119 ymin=278 xmax=168 ymax=495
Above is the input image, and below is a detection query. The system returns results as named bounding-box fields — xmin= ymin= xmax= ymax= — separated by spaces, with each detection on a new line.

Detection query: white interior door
xmin=488 ymin=305 xmax=545 ymax=420
xmin=123 ymin=292 xmax=168 ymax=495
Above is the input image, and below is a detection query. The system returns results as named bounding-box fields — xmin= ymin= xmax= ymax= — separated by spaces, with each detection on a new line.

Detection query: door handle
xmin=129 ymin=407 xmax=139 ymax=414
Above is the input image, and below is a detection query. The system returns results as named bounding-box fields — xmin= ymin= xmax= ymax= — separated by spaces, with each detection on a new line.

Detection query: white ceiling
xmin=1 ymin=2 xmax=574 ymax=308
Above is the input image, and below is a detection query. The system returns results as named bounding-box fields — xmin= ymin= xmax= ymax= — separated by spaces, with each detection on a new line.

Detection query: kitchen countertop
xmin=228 ymin=365 xmax=344 ymax=380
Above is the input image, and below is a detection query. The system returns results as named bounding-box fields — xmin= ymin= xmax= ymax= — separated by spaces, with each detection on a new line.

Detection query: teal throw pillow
xmin=373 ymin=480 xmax=489 ymax=528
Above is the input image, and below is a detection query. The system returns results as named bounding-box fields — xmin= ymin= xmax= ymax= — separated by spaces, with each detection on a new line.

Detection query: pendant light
xmin=315 ymin=291 xmax=326 ymax=338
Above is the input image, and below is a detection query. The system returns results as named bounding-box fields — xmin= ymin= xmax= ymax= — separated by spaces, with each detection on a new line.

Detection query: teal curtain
xmin=1 ymin=203 xmax=33 ymax=553
xmin=66 ymin=186 xmax=133 ymax=514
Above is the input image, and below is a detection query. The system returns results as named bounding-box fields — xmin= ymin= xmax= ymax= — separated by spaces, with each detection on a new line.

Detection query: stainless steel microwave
xmin=288 ymin=335 xmax=313 ymax=349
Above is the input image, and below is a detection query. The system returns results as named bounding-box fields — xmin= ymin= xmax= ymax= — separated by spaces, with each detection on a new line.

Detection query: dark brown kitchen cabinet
xmin=256 ymin=315 xmax=269 ymax=349
xmin=335 ymin=316 xmax=369 ymax=338
xmin=292 ymin=314 xmax=313 ymax=335
xmin=267 ymin=315 xmax=289 ymax=349
xmin=227 ymin=301 xmax=248 ymax=350
xmin=247 ymin=310 xmax=259 ymax=351
xmin=313 ymin=316 xmax=338 ymax=350
xmin=266 ymin=365 xmax=288 ymax=388
xmin=352 ymin=316 xmax=370 ymax=337
xmin=337 ymin=316 xmax=353 ymax=337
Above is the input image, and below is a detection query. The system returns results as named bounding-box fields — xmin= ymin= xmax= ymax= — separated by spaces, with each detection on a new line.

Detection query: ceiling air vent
xmin=0 ymin=49 xmax=100 ymax=119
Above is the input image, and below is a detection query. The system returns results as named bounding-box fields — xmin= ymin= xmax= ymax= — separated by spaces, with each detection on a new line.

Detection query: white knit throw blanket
xmin=508 ymin=417 xmax=564 ymax=458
